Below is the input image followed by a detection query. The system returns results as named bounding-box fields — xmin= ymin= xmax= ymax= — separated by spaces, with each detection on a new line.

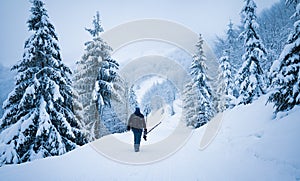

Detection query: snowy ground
xmin=0 ymin=96 xmax=299 ymax=180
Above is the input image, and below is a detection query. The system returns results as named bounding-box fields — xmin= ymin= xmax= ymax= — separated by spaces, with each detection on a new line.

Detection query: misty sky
xmin=0 ymin=0 xmax=279 ymax=68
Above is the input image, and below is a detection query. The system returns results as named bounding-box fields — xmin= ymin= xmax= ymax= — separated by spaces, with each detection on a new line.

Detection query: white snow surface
xmin=0 ymin=96 xmax=300 ymax=180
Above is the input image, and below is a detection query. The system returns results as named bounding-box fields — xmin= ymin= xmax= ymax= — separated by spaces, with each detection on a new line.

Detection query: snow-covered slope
xmin=0 ymin=96 xmax=299 ymax=180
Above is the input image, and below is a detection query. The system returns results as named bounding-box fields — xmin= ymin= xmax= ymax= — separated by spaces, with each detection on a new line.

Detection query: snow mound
xmin=0 ymin=96 xmax=299 ymax=180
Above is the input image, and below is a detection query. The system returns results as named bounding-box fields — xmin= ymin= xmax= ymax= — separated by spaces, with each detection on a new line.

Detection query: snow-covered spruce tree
xmin=184 ymin=34 xmax=215 ymax=128
xmin=84 ymin=12 xmax=122 ymax=114
xmin=73 ymin=12 xmax=104 ymax=139
xmin=216 ymin=21 xmax=239 ymax=112
xmin=236 ymin=0 xmax=267 ymax=105
xmin=268 ymin=0 xmax=300 ymax=113
xmin=143 ymin=103 xmax=152 ymax=118
xmin=74 ymin=12 xmax=125 ymax=138
xmin=214 ymin=21 xmax=243 ymax=75
xmin=224 ymin=21 xmax=243 ymax=75
xmin=217 ymin=50 xmax=236 ymax=111
xmin=0 ymin=0 xmax=87 ymax=166
xmin=128 ymin=85 xmax=138 ymax=112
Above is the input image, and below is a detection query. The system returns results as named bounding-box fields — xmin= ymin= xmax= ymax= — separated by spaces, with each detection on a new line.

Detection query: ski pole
xmin=147 ymin=121 xmax=162 ymax=134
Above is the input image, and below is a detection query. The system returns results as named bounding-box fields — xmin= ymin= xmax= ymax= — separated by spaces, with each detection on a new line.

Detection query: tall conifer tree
xmin=183 ymin=35 xmax=215 ymax=128
xmin=268 ymin=0 xmax=300 ymax=113
xmin=0 ymin=0 xmax=87 ymax=166
xmin=236 ymin=0 xmax=267 ymax=105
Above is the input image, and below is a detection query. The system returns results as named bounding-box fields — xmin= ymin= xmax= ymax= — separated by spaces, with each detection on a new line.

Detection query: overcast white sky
xmin=0 ymin=0 xmax=279 ymax=68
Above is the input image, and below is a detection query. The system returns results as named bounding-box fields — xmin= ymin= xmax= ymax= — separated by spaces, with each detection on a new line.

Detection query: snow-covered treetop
xmin=241 ymin=0 xmax=259 ymax=36
xmin=194 ymin=34 xmax=206 ymax=60
xmin=191 ymin=34 xmax=207 ymax=78
xmin=27 ymin=0 xmax=57 ymax=38
xmin=226 ymin=20 xmax=239 ymax=47
xmin=241 ymin=0 xmax=257 ymax=17
xmin=240 ymin=0 xmax=266 ymax=55
xmin=85 ymin=11 xmax=104 ymax=37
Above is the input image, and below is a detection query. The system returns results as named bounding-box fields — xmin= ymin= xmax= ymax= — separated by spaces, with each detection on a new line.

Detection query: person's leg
xmin=132 ymin=128 xmax=142 ymax=152
xmin=136 ymin=129 xmax=142 ymax=152
xmin=132 ymin=128 xmax=138 ymax=144
xmin=132 ymin=128 xmax=138 ymax=152
xmin=136 ymin=129 xmax=142 ymax=144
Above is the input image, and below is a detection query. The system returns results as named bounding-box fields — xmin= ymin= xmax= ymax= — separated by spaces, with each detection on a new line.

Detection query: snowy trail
xmin=90 ymin=100 xmax=193 ymax=165
xmin=0 ymin=96 xmax=300 ymax=180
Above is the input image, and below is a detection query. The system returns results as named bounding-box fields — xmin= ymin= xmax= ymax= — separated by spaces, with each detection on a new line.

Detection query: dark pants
xmin=132 ymin=128 xmax=142 ymax=151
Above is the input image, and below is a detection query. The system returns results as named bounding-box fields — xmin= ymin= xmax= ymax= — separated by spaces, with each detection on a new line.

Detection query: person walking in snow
xmin=127 ymin=107 xmax=147 ymax=152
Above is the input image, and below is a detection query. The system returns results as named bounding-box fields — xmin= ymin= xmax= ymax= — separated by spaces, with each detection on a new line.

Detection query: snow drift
xmin=0 ymin=96 xmax=299 ymax=180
